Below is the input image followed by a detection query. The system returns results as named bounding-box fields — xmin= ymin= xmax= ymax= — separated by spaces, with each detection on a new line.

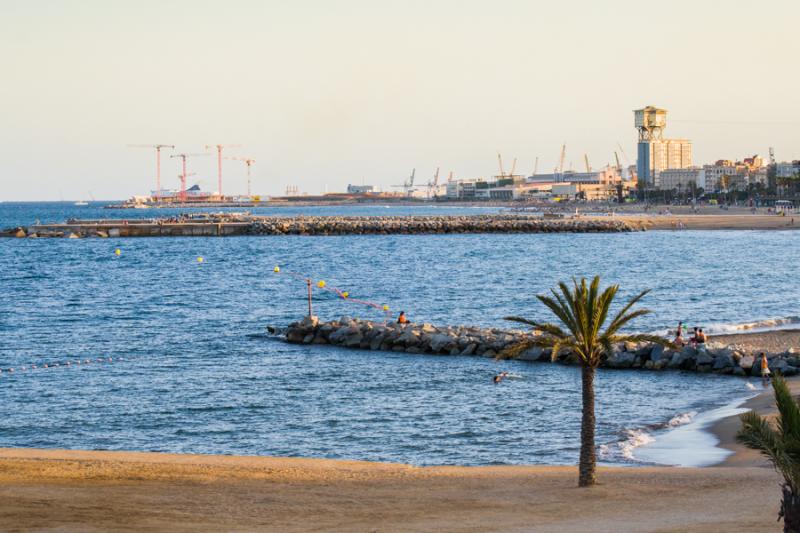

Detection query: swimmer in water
xmin=493 ymin=371 xmax=509 ymax=384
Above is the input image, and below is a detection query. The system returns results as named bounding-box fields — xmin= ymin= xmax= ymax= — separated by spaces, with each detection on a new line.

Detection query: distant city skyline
xmin=1 ymin=0 xmax=799 ymax=200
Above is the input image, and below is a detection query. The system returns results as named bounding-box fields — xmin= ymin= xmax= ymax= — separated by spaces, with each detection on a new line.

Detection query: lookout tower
xmin=634 ymin=106 xmax=667 ymax=142
xmin=634 ymin=106 xmax=690 ymax=187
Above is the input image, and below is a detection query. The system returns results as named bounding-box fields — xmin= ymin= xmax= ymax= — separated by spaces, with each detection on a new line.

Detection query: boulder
xmin=712 ymin=354 xmax=734 ymax=371
xmin=518 ymin=346 xmax=545 ymax=362
xmin=461 ymin=343 xmax=477 ymax=356
xmin=650 ymin=344 xmax=667 ymax=363
xmin=397 ymin=329 xmax=421 ymax=347
xmin=420 ymin=323 xmax=437 ymax=334
xmin=607 ymin=351 xmax=636 ymax=369
xmin=696 ymin=352 xmax=713 ymax=366
xmin=738 ymin=354 xmax=755 ymax=370
xmin=429 ymin=334 xmax=456 ymax=353
xmin=299 ymin=315 xmax=320 ymax=329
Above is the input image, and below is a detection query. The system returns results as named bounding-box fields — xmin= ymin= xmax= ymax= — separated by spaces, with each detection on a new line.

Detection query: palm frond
xmin=610 ymin=333 xmax=675 ymax=350
xmin=774 ymin=376 xmax=800 ymax=444
xmin=495 ymin=339 xmax=536 ymax=360
xmin=605 ymin=289 xmax=652 ymax=334
xmin=503 ymin=316 xmax=540 ymax=328
xmin=738 ymin=410 xmax=798 ymax=491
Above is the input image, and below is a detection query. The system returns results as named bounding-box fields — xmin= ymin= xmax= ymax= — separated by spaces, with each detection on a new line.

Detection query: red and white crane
xmin=225 ymin=156 xmax=256 ymax=198
xmin=205 ymin=144 xmax=242 ymax=198
xmin=170 ymin=153 xmax=209 ymax=203
xmin=127 ymin=144 xmax=175 ymax=201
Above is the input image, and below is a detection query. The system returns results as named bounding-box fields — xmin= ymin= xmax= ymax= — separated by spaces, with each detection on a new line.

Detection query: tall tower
xmin=635 ymin=106 xmax=668 ymax=186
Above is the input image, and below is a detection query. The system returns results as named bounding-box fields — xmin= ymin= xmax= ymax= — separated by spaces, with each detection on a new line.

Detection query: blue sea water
xmin=0 ymin=202 xmax=797 ymax=465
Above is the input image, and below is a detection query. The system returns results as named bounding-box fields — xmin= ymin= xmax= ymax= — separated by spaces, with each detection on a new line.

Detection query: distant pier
xmin=1 ymin=214 xmax=641 ymax=238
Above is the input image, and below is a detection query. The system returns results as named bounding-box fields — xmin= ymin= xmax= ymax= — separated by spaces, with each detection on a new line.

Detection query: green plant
xmin=738 ymin=376 xmax=800 ymax=532
xmin=501 ymin=276 xmax=670 ymax=487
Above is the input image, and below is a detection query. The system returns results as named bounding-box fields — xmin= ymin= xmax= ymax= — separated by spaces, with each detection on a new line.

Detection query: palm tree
xmin=501 ymin=276 xmax=670 ymax=487
xmin=737 ymin=376 xmax=800 ymax=532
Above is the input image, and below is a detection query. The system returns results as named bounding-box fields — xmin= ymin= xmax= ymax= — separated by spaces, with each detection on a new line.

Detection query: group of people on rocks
xmin=673 ymin=322 xmax=772 ymax=381
xmin=673 ymin=322 xmax=707 ymax=348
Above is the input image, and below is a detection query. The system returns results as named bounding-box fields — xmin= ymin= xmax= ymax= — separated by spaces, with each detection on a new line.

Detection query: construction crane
xmin=225 ymin=157 xmax=256 ymax=197
xmin=205 ymin=144 xmax=242 ymax=198
xmin=392 ymin=168 xmax=416 ymax=196
xmin=497 ymin=152 xmax=506 ymax=178
xmin=426 ymin=167 xmax=440 ymax=199
xmin=170 ymin=153 xmax=209 ymax=203
xmin=509 ymin=158 xmax=517 ymax=177
xmin=557 ymin=144 xmax=567 ymax=178
xmin=584 ymin=154 xmax=591 ymax=173
xmin=532 ymin=156 xmax=539 ymax=176
xmin=127 ymin=144 xmax=175 ymax=201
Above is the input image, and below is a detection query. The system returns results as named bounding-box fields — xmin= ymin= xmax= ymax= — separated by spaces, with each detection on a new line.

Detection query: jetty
xmin=274 ymin=316 xmax=800 ymax=377
xmin=1 ymin=214 xmax=641 ymax=238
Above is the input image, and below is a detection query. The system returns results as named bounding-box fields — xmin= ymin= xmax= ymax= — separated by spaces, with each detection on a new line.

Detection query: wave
xmin=651 ymin=316 xmax=800 ymax=337
xmin=599 ymin=410 xmax=697 ymax=462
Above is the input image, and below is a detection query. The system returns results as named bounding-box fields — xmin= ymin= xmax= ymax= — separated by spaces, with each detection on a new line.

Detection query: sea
xmin=1 ymin=201 xmax=798 ymax=467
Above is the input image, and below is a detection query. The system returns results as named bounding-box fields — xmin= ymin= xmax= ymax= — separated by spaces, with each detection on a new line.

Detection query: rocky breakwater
xmin=274 ymin=316 xmax=800 ymax=377
xmin=248 ymin=214 xmax=639 ymax=236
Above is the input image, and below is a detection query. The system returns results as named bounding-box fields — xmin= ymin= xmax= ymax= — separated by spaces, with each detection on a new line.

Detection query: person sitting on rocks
xmin=696 ymin=329 xmax=707 ymax=345
xmin=673 ymin=329 xmax=685 ymax=347
xmin=397 ymin=311 xmax=408 ymax=325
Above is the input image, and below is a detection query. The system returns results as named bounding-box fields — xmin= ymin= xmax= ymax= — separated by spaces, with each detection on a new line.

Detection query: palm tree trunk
xmin=783 ymin=485 xmax=800 ymax=533
xmin=578 ymin=364 xmax=597 ymax=487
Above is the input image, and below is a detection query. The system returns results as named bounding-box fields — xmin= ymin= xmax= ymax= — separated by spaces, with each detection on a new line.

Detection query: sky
xmin=1 ymin=0 xmax=798 ymax=200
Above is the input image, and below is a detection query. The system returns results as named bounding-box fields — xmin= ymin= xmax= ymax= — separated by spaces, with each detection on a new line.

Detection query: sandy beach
xmin=0 ymin=448 xmax=782 ymax=532
xmin=3 ymin=330 xmax=797 ymax=531
xmin=586 ymin=213 xmax=800 ymax=231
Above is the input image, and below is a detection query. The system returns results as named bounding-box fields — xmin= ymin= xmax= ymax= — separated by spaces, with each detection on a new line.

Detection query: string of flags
xmin=273 ymin=265 xmax=392 ymax=317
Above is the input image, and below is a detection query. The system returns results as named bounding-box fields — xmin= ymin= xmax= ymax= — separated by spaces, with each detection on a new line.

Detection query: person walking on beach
xmin=760 ymin=352 xmax=771 ymax=382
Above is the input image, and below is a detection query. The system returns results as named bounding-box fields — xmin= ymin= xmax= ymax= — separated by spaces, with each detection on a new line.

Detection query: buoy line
xmin=0 ymin=356 xmax=126 ymax=377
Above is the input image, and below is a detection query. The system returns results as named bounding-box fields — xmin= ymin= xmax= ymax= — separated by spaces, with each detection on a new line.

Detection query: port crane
xmin=225 ymin=156 xmax=256 ymax=198
xmin=557 ymin=144 xmax=567 ymax=179
xmin=392 ymin=168 xmax=416 ymax=196
xmin=496 ymin=153 xmax=518 ymax=178
xmin=170 ymin=153 xmax=209 ymax=202
xmin=531 ymin=156 xmax=539 ymax=176
xmin=205 ymin=144 xmax=242 ymax=197
xmin=127 ymin=144 xmax=175 ymax=200
xmin=426 ymin=168 xmax=440 ymax=199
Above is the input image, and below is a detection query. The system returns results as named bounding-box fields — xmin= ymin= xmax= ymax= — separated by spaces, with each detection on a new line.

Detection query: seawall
xmin=274 ymin=316 xmax=800 ymax=377
xmin=1 ymin=214 xmax=640 ymax=238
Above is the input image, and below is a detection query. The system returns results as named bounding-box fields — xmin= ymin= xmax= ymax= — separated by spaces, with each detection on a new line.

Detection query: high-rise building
xmin=635 ymin=106 xmax=692 ymax=187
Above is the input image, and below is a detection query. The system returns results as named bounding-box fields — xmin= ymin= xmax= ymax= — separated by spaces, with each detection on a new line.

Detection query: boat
xmin=74 ymin=201 xmax=89 ymax=206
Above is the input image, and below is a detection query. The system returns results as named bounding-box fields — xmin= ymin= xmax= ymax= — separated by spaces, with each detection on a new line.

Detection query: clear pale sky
xmin=1 ymin=0 xmax=798 ymax=200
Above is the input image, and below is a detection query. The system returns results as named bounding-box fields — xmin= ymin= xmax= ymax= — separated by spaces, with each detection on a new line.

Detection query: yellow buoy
xmin=273 ymin=266 xmax=280 ymax=273
xmin=114 ymin=248 xmax=121 ymax=256
xmin=197 ymin=256 xmax=204 ymax=263
xmin=317 ymin=280 xmax=326 ymax=288
xmin=382 ymin=305 xmax=389 ymax=312
xmin=342 ymin=291 xmax=349 ymax=298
